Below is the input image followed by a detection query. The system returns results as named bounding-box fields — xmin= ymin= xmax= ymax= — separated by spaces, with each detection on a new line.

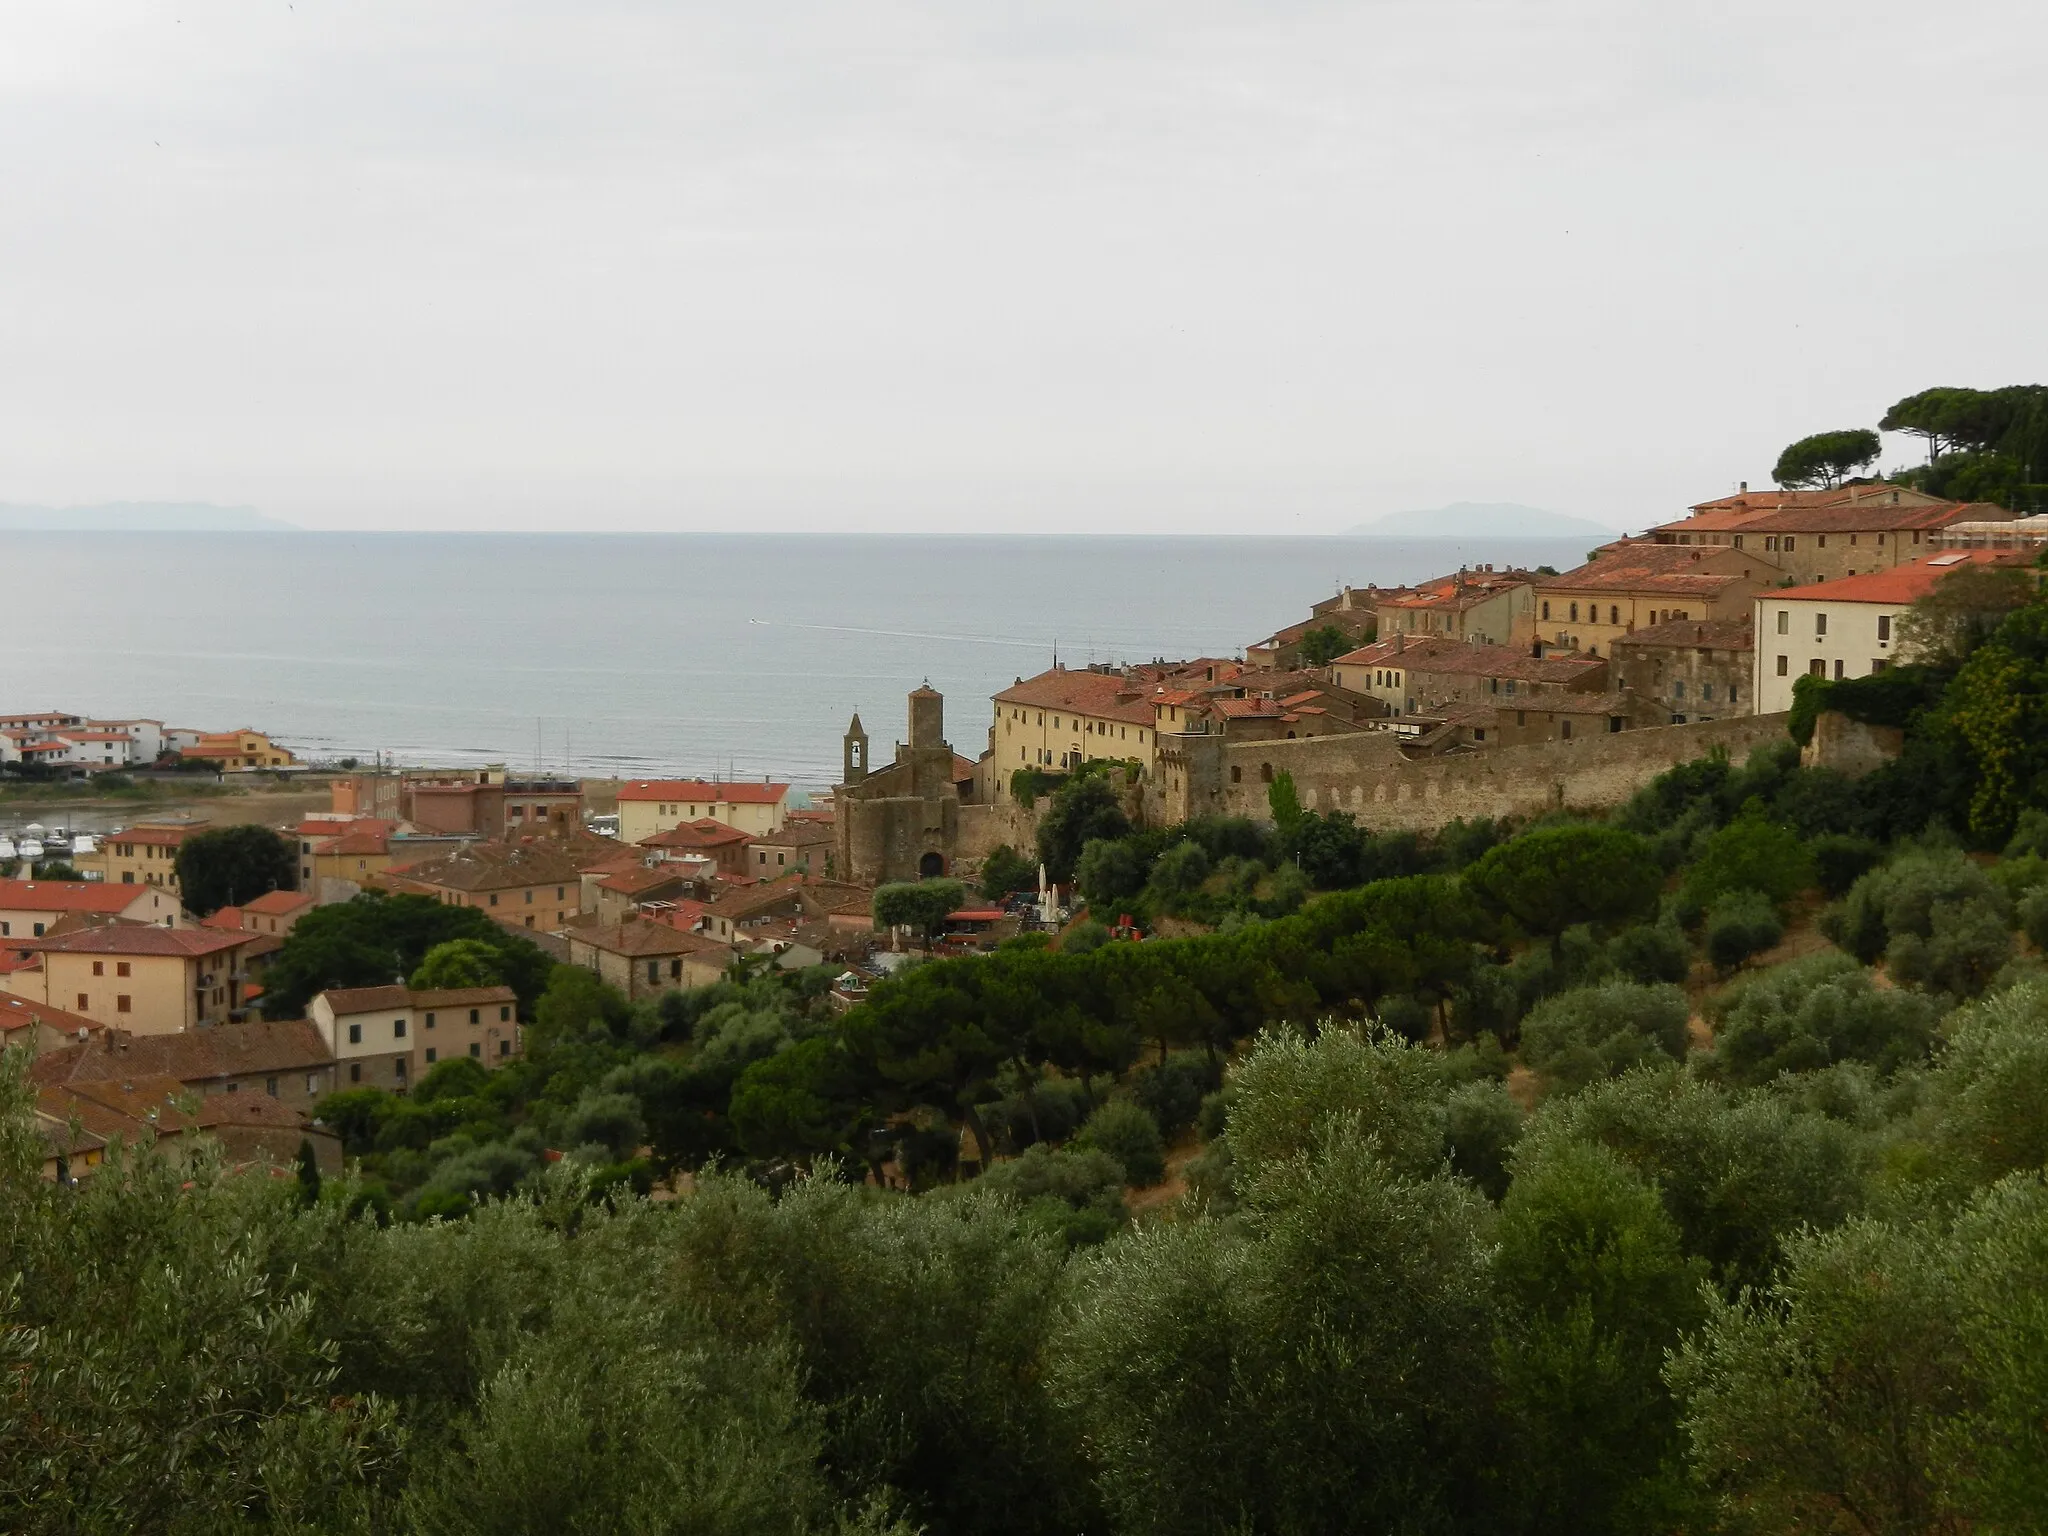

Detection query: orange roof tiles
xmin=20 ymin=925 xmax=248 ymax=958
xmin=995 ymin=668 xmax=1159 ymax=727
xmin=1770 ymin=549 xmax=2032 ymax=605
xmin=0 ymin=880 xmax=156 ymax=915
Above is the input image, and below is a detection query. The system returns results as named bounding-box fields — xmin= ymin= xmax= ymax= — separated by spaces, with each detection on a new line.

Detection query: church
xmin=831 ymin=685 xmax=981 ymax=885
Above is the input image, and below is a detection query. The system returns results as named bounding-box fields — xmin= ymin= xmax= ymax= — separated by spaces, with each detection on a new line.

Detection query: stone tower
xmin=843 ymin=712 xmax=869 ymax=785
xmin=908 ymin=683 xmax=943 ymax=751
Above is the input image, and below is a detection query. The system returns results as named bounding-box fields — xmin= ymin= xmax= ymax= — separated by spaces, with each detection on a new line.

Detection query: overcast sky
xmin=2 ymin=1 xmax=2041 ymax=533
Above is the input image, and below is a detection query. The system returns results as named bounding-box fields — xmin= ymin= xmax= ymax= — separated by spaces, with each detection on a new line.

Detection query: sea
xmin=1 ymin=532 xmax=1601 ymax=790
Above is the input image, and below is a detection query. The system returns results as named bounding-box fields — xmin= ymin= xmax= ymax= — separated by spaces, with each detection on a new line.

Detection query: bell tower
xmin=842 ymin=712 xmax=869 ymax=785
xmin=908 ymin=682 xmax=944 ymax=751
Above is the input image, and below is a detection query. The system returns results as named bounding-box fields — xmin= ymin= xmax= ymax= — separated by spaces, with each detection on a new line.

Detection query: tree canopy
xmin=171 ymin=824 xmax=296 ymax=916
xmin=1772 ymin=428 xmax=1880 ymax=490
xmin=259 ymin=891 xmax=555 ymax=1018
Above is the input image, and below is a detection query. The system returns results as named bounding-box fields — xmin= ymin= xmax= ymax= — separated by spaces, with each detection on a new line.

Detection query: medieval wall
xmin=1801 ymin=711 xmax=1905 ymax=779
xmin=1148 ymin=713 xmax=1791 ymax=831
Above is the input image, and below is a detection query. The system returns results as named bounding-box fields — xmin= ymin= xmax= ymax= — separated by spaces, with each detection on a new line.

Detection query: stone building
xmin=833 ymin=686 xmax=968 ymax=884
xmin=1609 ymin=617 xmax=1756 ymax=724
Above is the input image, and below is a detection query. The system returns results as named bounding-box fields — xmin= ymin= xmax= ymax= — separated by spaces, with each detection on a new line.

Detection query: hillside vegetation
xmin=9 ymin=580 xmax=2048 ymax=1532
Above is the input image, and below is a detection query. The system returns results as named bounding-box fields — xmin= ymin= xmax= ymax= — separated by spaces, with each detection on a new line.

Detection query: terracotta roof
xmin=1611 ymin=617 xmax=1755 ymax=651
xmin=0 ymin=879 xmax=155 ymax=914
xmin=573 ymin=917 xmax=736 ymax=959
xmin=1333 ymin=635 xmax=1471 ymax=669
xmin=993 ymin=668 xmax=1158 ymax=727
xmin=616 ymin=779 xmax=789 ymax=805
xmin=1732 ymin=502 xmax=1981 ymax=535
xmin=1769 ymin=549 xmax=2033 ymax=605
xmin=30 ymin=1019 xmax=333 ymax=1085
xmin=316 ymin=984 xmax=412 ymax=1014
xmin=244 ymin=889 xmax=313 ymax=916
xmin=383 ymin=840 xmax=588 ymax=892
xmin=203 ymin=907 xmax=244 ymax=930
xmin=1538 ymin=544 xmax=1766 ymax=595
xmin=312 ymin=829 xmax=393 ymax=856
xmin=1374 ymin=569 xmax=1536 ymax=612
xmin=193 ymin=1094 xmax=314 ymax=1131
xmin=639 ymin=819 xmax=752 ymax=851
xmin=19 ymin=925 xmax=247 ymax=959
xmin=597 ymin=864 xmax=695 ymax=896
xmin=1686 ymin=482 xmax=1951 ymax=515
xmin=750 ymin=821 xmax=835 ymax=850
xmin=316 ymin=984 xmax=515 ymax=1015
xmin=0 ymin=994 xmax=102 ymax=1039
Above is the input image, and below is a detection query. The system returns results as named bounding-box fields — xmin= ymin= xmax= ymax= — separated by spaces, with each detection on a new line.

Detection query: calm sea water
xmin=2 ymin=532 xmax=1598 ymax=787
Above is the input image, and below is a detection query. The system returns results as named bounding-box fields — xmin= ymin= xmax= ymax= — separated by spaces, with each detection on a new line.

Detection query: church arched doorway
xmin=919 ymin=851 xmax=947 ymax=879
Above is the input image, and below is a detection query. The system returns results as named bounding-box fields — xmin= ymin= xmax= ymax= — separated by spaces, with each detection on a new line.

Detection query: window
xmin=1702 ymin=683 xmax=1715 ymax=702
xmin=1810 ymin=659 xmax=1826 ymax=676
xmin=469 ymin=1008 xmax=480 ymax=1024
xmin=499 ymin=1039 xmax=511 ymax=1057
xmin=1561 ymin=720 xmax=1573 ymax=739
xmin=525 ymin=889 xmax=533 ymax=903
xmin=1817 ymin=534 xmax=1827 ymax=548
xmin=1569 ymin=602 xmax=1579 ymax=622
xmin=1516 ymin=710 xmax=1527 ymax=726
xmin=1877 ymin=614 xmax=1891 ymax=642
xmin=122 ymin=872 xmax=134 ymax=884
xmin=307 ymin=1073 xmax=320 ymax=1094
xmin=116 ymin=995 xmax=131 ymax=1013
xmin=1473 ymin=728 xmax=1487 ymax=741
xmin=1733 ymin=535 xmax=1744 ymax=549
xmin=425 ymin=1047 xmax=437 ymax=1064
xmin=265 ymin=1076 xmax=278 ymax=1096
xmin=1541 ymin=601 xmax=1550 ymax=620
xmin=556 ymin=886 xmax=565 ymax=899
xmin=393 ymin=1018 xmax=407 ymax=1038
xmin=1609 ymin=605 xmax=1619 ymax=624
xmin=117 ymin=962 xmax=131 ymax=978
xmin=647 ymin=959 xmax=660 ymax=983
xmin=1672 ymin=681 xmax=1685 ymax=699
xmin=1834 ymin=659 xmax=1845 ymax=680
xmin=348 ymin=1023 xmax=362 ymax=1044
xmin=93 ymin=961 xmax=104 ymax=977
xmin=393 ymin=1059 xmax=406 ymax=1080
xmin=1730 ymin=684 xmax=1740 ymax=703
xmin=1784 ymin=537 xmax=1796 ymax=552
xmin=499 ymin=1005 xmax=512 ymax=1021
xmin=1872 ymin=658 xmax=1889 ymax=672
xmin=425 ymin=1012 xmax=436 ymax=1028
xmin=489 ymin=893 xmax=498 ymax=906
xmin=1776 ymin=655 xmax=1789 ymax=676
xmin=1815 ymin=613 xmax=1828 ymax=637
xmin=469 ymin=1042 xmax=481 ymax=1059
xmin=350 ymin=1063 xmax=362 ymax=1083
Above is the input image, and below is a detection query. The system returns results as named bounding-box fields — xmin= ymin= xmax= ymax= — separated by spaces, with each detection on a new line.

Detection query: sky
xmin=1 ymin=1 xmax=2042 ymax=534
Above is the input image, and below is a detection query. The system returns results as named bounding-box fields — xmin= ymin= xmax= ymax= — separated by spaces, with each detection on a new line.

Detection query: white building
xmin=1753 ymin=550 xmax=2031 ymax=715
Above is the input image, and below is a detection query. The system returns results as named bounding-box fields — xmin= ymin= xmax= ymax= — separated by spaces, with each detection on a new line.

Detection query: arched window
xmin=1569 ymin=602 xmax=1579 ymax=622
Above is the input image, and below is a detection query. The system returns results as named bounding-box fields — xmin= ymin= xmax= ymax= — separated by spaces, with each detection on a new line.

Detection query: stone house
xmin=309 ymin=984 xmax=522 ymax=1090
xmin=1331 ymin=636 xmax=1607 ymax=717
xmin=377 ymin=840 xmax=589 ymax=934
xmin=639 ymin=818 xmax=754 ymax=877
xmin=30 ymin=1019 xmax=337 ymax=1110
xmin=1370 ymin=566 xmax=1537 ymax=648
xmin=1532 ymin=543 xmax=1778 ymax=658
xmin=1647 ymin=483 xmax=2006 ymax=585
xmin=565 ymin=918 xmax=735 ymax=1002
xmin=1610 ymin=617 xmax=1756 ymax=723
xmin=615 ymin=779 xmax=789 ymax=845
xmin=744 ymin=818 xmax=837 ymax=879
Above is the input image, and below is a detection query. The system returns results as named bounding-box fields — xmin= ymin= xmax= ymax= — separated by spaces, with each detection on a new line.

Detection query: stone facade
xmin=1149 ymin=712 xmax=1791 ymax=832
xmin=834 ymin=686 xmax=967 ymax=885
xmin=1609 ymin=617 xmax=1755 ymax=724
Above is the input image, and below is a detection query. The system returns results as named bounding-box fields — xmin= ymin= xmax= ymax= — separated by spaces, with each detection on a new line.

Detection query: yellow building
xmin=991 ymin=666 xmax=1158 ymax=802
xmin=190 ymin=729 xmax=297 ymax=770
xmin=614 ymin=779 xmax=790 ymax=844
xmin=88 ymin=818 xmax=210 ymax=893
xmin=2 ymin=925 xmax=256 ymax=1034
xmin=291 ymin=816 xmax=402 ymax=901
xmin=309 ymin=984 xmax=523 ymax=1091
xmin=1531 ymin=544 xmax=1776 ymax=658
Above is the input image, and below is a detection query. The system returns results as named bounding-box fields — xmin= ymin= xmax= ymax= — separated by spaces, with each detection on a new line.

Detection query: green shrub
xmin=1375 ymin=992 xmax=1433 ymax=1043
xmin=1443 ymin=1079 xmax=1521 ymax=1201
xmin=1607 ymin=921 xmax=1691 ymax=985
xmin=1520 ymin=980 xmax=1691 ymax=1096
xmin=1822 ymin=848 xmax=2009 ymax=963
xmin=1076 ymin=1099 xmax=1167 ymax=1186
xmin=1681 ymin=814 xmax=1814 ymax=914
xmin=2021 ymin=886 xmax=2048 ymax=952
xmin=977 ymin=1144 xmax=1129 ymax=1248
xmin=1809 ymin=833 xmax=1884 ymax=897
xmin=1887 ymin=899 xmax=2015 ymax=999
xmin=1130 ymin=1054 xmax=1218 ymax=1139
xmin=1704 ymin=889 xmax=1784 ymax=974
xmin=1706 ymin=950 xmax=1943 ymax=1084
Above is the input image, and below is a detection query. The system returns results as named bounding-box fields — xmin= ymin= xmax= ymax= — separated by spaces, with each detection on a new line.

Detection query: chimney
xmin=1739 ymin=481 xmax=1748 ymax=493
xmin=1394 ymin=633 xmax=1405 ymax=654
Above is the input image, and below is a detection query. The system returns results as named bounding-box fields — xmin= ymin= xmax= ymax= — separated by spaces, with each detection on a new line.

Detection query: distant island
xmin=0 ymin=501 xmax=295 ymax=532
xmin=1346 ymin=501 xmax=1627 ymax=538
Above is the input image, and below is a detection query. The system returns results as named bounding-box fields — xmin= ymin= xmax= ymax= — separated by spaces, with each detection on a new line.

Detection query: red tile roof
xmin=244 ymin=889 xmax=313 ymax=916
xmin=1610 ymin=617 xmax=1755 ymax=651
xmin=994 ymin=668 xmax=1159 ymax=727
xmin=0 ymin=994 xmax=102 ymax=1039
xmin=639 ymin=819 xmax=752 ymax=851
xmin=1769 ymin=550 xmax=2032 ymax=605
xmin=617 ymin=779 xmax=789 ymax=805
xmin=0 ymin=879 xmax=156 ymax=915
xmin=1537 ymin=544 xmax=1767 ymax=596
xmin=19 ymin=925 xmax=248 ymax=958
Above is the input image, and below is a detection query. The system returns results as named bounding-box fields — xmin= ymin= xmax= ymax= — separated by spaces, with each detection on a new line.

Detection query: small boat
xmin=0 ymin=839 xmax=15 ymax=860
xmin=18 ymin=840 xmax=44 ymax=860
xmin=70 ymin=835 xmax=97 ymax=857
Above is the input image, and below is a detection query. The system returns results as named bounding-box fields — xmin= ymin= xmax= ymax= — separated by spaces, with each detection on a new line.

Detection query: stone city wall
xmin=1150 ymin=713 xmax=1793 ymax=832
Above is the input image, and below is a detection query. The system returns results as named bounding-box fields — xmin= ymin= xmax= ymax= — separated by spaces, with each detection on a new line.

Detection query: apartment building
xmin=1532 ymin=544 xmax=1776 ymax=657
xmin=615 ymin=779 xmax=790 ymax=843
xmin=1 ymin=924 xmax=258 ymax=1034
xmin=309 ymin=984 xmax=522 ymax=1089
